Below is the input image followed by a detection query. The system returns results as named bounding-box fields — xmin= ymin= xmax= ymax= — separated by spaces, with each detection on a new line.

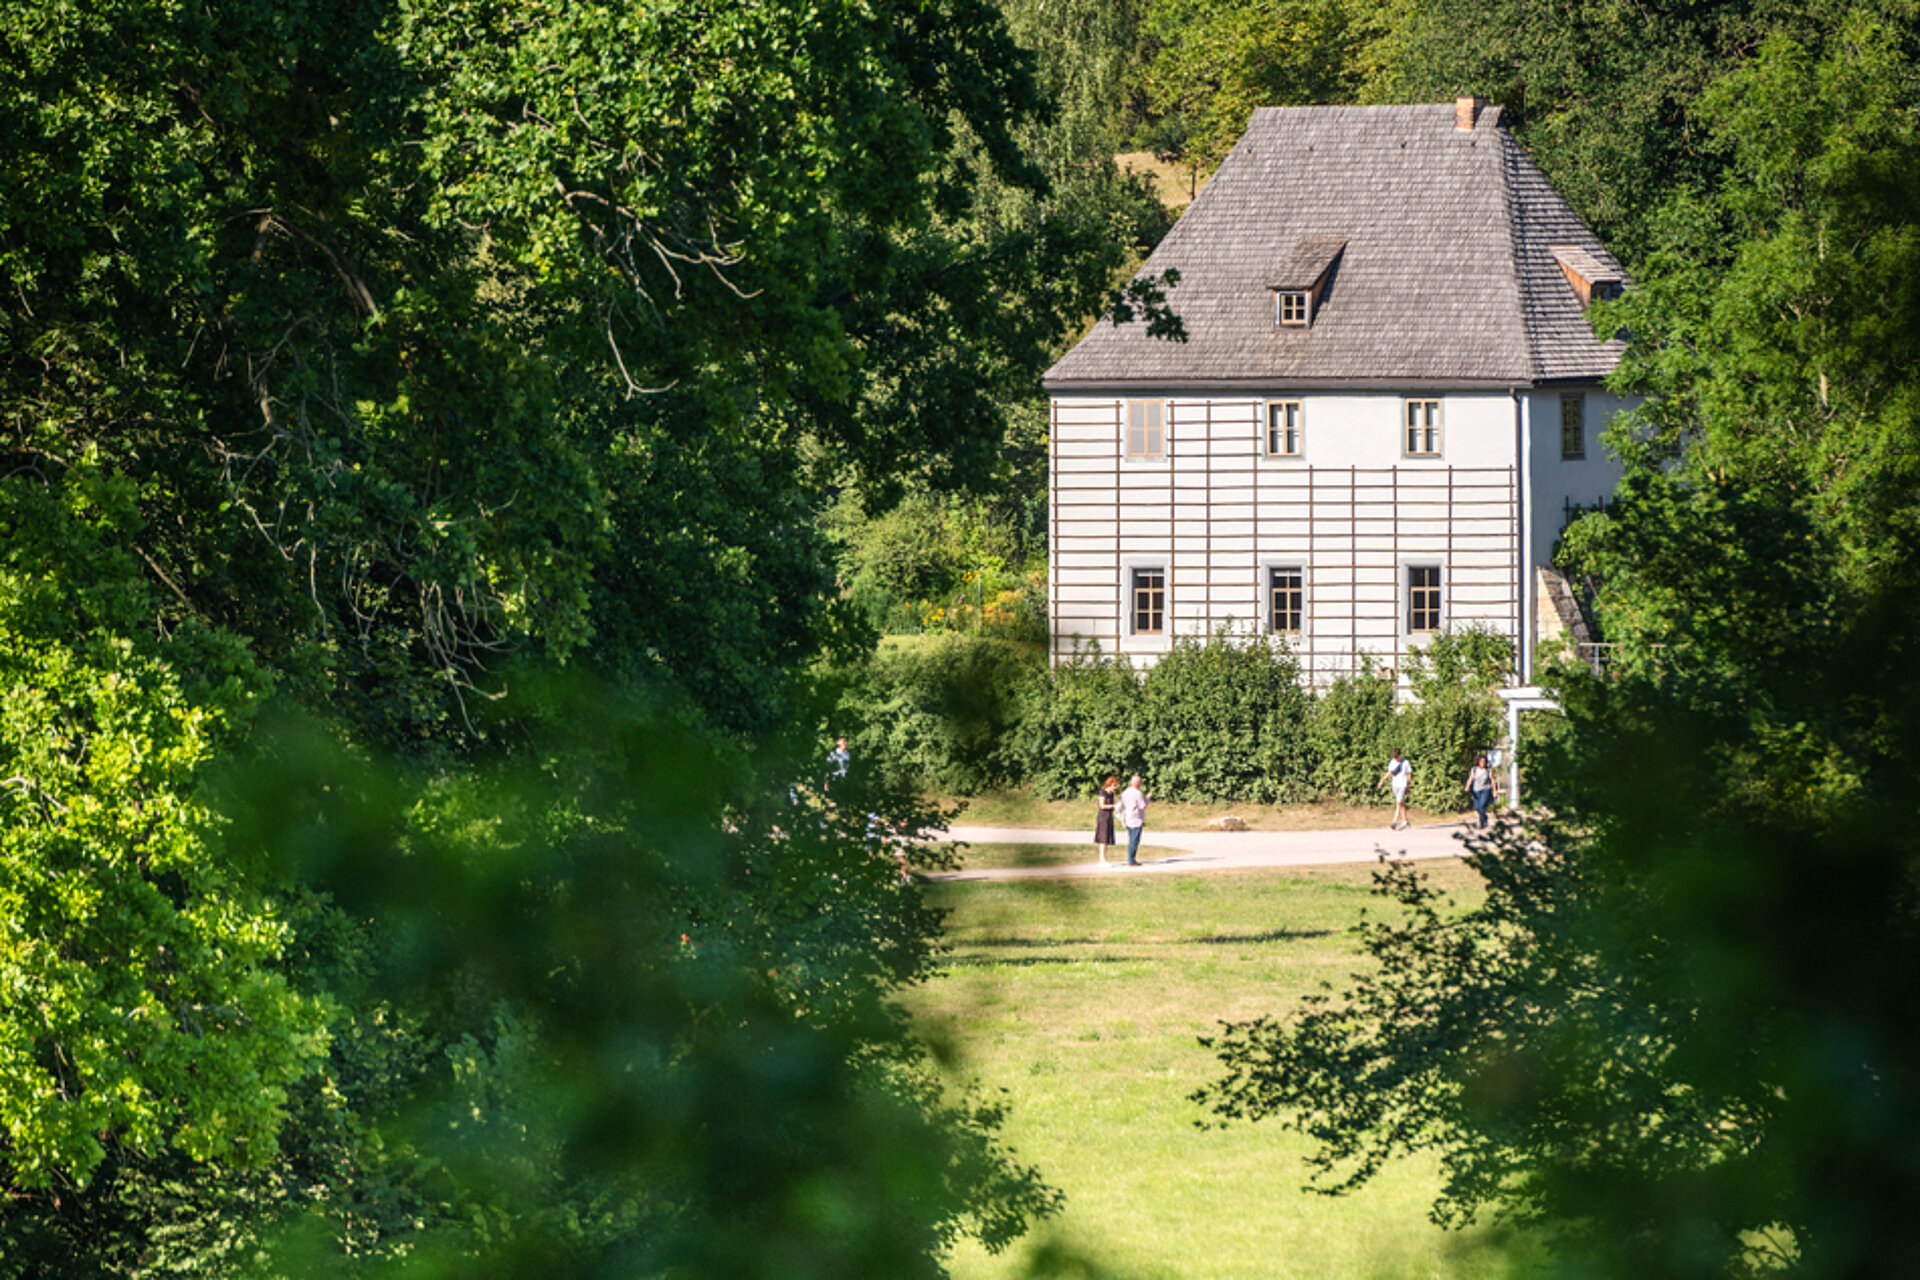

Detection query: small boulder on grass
xmin=1206 ymin=815 xmax=1249 ymax=832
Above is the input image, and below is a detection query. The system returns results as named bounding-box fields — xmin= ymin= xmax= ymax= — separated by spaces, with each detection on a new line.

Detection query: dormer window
xmin=1550 ymin=245 xmax=1625 ymax=308
xmin=1271 ymin=237 xmax=1346 ymax=330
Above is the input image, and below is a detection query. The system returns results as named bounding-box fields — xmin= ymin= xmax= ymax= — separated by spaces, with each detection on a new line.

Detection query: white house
xmin=1045 ymin=99 xmax=1632 ymax=687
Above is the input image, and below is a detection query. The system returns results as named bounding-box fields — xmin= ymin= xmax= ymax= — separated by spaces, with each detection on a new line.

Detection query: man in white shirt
xmin=1379 ymin=748 xmax=1413 ymax=831
xmin=1119 ymin=775 xmax=1152 ymax=866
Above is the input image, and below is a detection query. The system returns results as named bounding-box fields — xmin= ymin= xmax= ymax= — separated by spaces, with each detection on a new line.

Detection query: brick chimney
xmin=1455 ymin=96 xmax=1488 ymax=130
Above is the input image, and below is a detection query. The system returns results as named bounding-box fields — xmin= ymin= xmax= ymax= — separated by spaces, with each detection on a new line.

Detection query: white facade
xmin=1048 ymin=386 xmax=1631 ymax=686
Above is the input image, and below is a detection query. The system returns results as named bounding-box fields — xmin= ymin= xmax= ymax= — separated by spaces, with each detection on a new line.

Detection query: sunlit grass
xmin=935 ymin=842 xmax=1191 ymax=872
xmin=905 ymin=859 xmax=1538 ymax=1280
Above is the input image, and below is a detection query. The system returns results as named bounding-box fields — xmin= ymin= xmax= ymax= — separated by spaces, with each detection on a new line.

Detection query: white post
xmin=1496 ymin=686 xmax=1557 ymax=811
xmin=1506 ymin=697 xmax=1522 ymax=809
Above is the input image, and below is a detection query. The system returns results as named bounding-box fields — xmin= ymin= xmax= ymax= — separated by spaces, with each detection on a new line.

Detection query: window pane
xmin=1127 ymin=401 xmax=1163 ymax=458
xmin=1405 ymin=400 xmax=1441 ymax=455
xmin=1268 ymin=401 xmax=1303 ymax=456
xmin=1133 ymin=569 xmax=1165 ymax=634
xmin=1561 ymin=393 xmax=1585 ymax=459
xmin=1269 ymin=567 xmax=1303 ymax=632
xmin=1408 ymin=565 xmax=1441 ymax=632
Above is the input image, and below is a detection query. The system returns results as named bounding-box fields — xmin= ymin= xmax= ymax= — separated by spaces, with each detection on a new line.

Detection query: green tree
xmin=1134 ymin=0 xmax=1384 ymax=173
xmin=1 ymin=0 xmax=1129 ymax=1271
xmin=1364 ymin=0 xmax=1918 ymax=262
xmin=0 ymin=472 xmax=330 ymax=1265
xmin=1198 ymin=17 xmax=1920 ymax=1276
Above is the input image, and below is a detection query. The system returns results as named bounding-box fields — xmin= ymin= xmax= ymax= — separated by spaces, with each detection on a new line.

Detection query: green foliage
xmin=1307 ymin=662 xmax=1395 ymax=804
xmin=0 ymin=0 xmax=1143 ymax=751
xmin=1134 ymin=0 xmax=1384 ymax=172
xmin=1404 ymin=626 xmax=1514 ymax=701
xmin=1200 ymin=17 xmax=1920 ymax=1278
xmin=1020 ymin=646 xmax=1149 ymax=801
xmin=1363 ymin=0 xmax=1918 ymax=263
xmin=824 ymin=0 xmax=1183 ymax=641
xmin=840 ymin=638 xmax=1044 ymax=794
xmin=828 ymin=493 xmax=1047 ymax=642
xmin=94 ymin=683 xmax=1055 ymax=1280
xmin=1607 ymin=12 xmax=1920 ymax=584
xmin=887 ymin=631 xmax=1505 ymax=811
xmin=1397 ymin=629 xmax=1510 ymax=813
xmin=0 ymin=472 xmax=328 ymax=1192
xmin=1139 ymin=627 xmax=1314 ymax=803
xmin=0 ymin=0 xmax=1138 ymax=1271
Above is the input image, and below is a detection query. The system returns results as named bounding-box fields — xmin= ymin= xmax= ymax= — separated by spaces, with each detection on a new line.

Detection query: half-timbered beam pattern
xmin=1049 ymin=396 xmax=1522 ymax=688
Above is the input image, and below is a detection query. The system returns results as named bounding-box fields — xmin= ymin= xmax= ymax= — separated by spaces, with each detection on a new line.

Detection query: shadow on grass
xmin=942 ymin=953 xmax=1142 ymax=969
xmin=1191 ymin=927 xmax=1335 ymax=944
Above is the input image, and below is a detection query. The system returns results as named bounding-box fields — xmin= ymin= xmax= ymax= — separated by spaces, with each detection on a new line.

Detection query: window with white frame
xmin=1404 ymin=399 xmax=1442 ymax=456
xmin=1276 ymin=290 xmax=1310 ymax=326
xmin=1126 ymin=400 xmax=1165 ymax=459
xmin=1561 ymin=392 xmax=1585 ymax=460
xmin=1131 ymin=568 xmax=1166 ymax=635
xmin=1407 ymin=564 xmax=1442 ymax=633
xmin=1268 ymin=566 xmax=1303 ymax=634
xmin=1266 ymin=400 xmax=1303 ymax=457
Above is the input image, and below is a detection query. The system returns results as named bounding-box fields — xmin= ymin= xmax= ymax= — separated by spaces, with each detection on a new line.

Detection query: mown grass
xmin=942 ymin=787 xmax=1468 ymax=834
xmin=903 ymin=857 xmax=1538 ymax=1280
xmin=935 ymin=842 xmax=1191 ymax=872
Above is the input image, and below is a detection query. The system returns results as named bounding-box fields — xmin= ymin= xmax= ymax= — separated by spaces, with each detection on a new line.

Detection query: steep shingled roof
xmin=1044 ymin=103 xmax=1627 ymax=390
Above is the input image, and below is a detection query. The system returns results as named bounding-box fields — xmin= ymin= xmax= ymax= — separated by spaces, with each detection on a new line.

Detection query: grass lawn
xmin=937 ymin=842 xmax=1192 ymax=872
xmin=939 ymin=787 xmax=1470 ymax=834
xmin=902 ymin=856 xmax=1536 ymax=1280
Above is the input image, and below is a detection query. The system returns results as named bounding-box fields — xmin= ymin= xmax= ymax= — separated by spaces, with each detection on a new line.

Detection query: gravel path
xmin=923 ymin=821 xmax=1483 ymax=881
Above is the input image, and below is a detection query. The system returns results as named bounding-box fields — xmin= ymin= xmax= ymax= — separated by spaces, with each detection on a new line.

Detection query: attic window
xmin=1550 ymin=245 xmax=1625 ymax=308
xmin=1271 ymin=237 xmax=1346 ymax=329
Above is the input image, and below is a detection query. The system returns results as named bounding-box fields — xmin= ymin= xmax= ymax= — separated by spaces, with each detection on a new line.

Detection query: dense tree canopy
xmin=1131 ymin=0 xmax=1384 ymax=172
xmin=1199 ymin=13 xmax=1920 ymax=1277
xmin=0 ymin=0 xmax=1151 ymax=1273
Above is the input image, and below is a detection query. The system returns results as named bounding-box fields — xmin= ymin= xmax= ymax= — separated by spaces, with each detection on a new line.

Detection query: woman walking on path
xmin=1463 ymin=754 xmax=1497 ymax=828
xmin=1093 ymin=777 xmax=1119 ymax=867
xmin=1119 ymin=775 xmax=1152 ymax=866
xmin=1379 ymin=749 xmax=1413 ymax=831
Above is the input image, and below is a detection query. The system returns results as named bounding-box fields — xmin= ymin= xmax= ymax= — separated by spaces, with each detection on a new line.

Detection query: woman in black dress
xmin=1094 ymin=776 xmax=1119 ymax=867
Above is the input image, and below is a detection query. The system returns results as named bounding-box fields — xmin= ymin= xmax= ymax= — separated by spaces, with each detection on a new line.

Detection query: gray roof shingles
xmin=1044 ymin=103 xmax=1627 ymax=390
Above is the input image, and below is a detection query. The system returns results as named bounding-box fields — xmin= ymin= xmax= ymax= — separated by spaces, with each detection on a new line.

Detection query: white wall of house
xmin=1525 ymin=386 xmax=1632 ymax=570
xmin=1519 ymin=386 xmax=1633 ymax=677
xmin=1050 ymin=386 xmax=1638 ymax=687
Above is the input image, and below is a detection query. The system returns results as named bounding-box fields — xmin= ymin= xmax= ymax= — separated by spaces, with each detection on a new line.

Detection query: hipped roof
xmin=1045 ymin=103 xmax=1628 ymax=391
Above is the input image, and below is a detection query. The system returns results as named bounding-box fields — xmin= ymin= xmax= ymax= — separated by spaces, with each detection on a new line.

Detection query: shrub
xmin=1405 ymin=624 xmax=1514 ymax=699
xmin=1139 ymin=627 xmax=1314 ymax=803
xmin=1398 ymin=627 xmax=1513 ymax=811
xmin=1019 ymin=644 xmax=1146 ymax=800
xmin=1309 ymin=661 xmax=1395 ymax=804
xmin=842 ymin=637 xmax=1041 ymax=793
xmin=1396 ymin=688 xmax=1505 ymax=813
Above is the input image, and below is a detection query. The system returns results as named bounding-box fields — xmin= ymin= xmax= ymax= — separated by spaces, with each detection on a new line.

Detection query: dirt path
xmin=924 ymin=820 xmax=1483 ymax=881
